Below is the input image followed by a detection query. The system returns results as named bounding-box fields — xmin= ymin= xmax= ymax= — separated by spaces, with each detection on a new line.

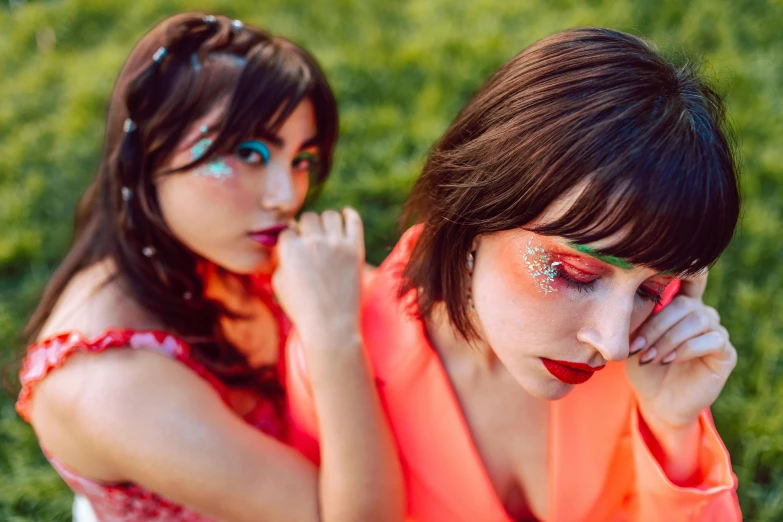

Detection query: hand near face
xmin=272 ymin=208 xmax=365 ymax=349
xmin=625 ymin=273 xmax=737 ymax=428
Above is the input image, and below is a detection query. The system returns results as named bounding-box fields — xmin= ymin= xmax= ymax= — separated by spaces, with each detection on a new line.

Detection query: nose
xmin=576 ymin=295 xmax=634 ymax=362
xmin=260 ymin=161 xmax=298 ymax=213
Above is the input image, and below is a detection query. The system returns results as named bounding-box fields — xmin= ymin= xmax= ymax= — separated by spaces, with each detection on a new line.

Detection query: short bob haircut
xmin=401 ymin=27 xmax=740 ymax=341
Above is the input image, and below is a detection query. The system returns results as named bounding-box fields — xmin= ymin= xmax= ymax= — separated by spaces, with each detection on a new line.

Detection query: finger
xmin=639 ymin=309 xmax=713 ymax=364
xmin=285 ymin=218 xmax=301 ymax=235
xmin=299 ymin=212 xmax=322 ymax=235
xmin=321 ymin=210 xmax=344 ymax=238
xmin=664 ymin=331 xmax=736 ymax=370
xmin=270 ymin=271 xmax=291 ymax=316
xmin=343 ymin=207 xmax=365 ymax=253
xmin=631 ymin=295 xmax=697 ymax=354
xmin=277 ymin=227 xmax=298 ymax=246
xmin=705 ymin=306 xmax=720 ymax=323
xmin=679 ymin=271 xmax=708 ymax=299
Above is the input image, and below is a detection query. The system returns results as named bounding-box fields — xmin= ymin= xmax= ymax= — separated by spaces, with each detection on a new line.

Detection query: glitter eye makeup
xmin=522 ymin=238 xmax=563 ymax=294
xmin=189 ymin=131 xmax=234 ymax=182
xmin=193 ymin=159 xmax=233 ymax=182
xmin=523 ymin=238 xmax=668 ymax=303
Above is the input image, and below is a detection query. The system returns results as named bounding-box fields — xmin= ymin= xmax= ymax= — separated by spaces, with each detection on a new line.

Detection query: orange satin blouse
xmin=287 ymin=225 xmax=741 ymax=522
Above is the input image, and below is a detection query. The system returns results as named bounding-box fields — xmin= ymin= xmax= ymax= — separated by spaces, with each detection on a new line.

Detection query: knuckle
xmin=694 ymin=310 xmax=711 ymax=330
xmin=727 ymin=346 xmax=738 ymax=367
xmin=706 ymin=306 xmax=721 ymax=322
xmin=709 ymin=330 xmax=726 ymax=345
xmin=682 ymin=337 xmax=699 ymax=352
xmin=635 ymin=320 xmax=657 ymax=341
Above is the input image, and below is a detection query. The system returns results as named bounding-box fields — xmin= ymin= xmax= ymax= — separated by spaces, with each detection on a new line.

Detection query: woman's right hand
xmin=272 ymin=208 xmax=365 ymax=350
xmin=277 ymin=208 xmax=405 ymax=522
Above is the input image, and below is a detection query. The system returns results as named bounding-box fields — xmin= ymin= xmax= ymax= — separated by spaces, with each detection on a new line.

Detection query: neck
xmin=203 ymin=264 xmax=252 ymax=310
xmin=425 ymin=302 xmax=499 ymax=373
xmin=202 ymin=265 xmax=280 ymax=370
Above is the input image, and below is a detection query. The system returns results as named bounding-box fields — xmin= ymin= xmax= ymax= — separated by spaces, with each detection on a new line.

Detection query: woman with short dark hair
xmin=289 ymin=27 xmax=741 ymax=521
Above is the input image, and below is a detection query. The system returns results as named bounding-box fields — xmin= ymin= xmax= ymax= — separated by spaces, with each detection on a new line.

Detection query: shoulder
xmin=30 ymin=345 xmax=223 ymax=482
xmin=359 ymin=230 xmax=432 ymax=383
xmin=39 ymin=259 xmax=162 ymax=340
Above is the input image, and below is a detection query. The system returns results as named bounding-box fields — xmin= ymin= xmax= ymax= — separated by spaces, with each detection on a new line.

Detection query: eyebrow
xmin=567 ymin=243 xmax=634 ymax=270
xmin=257 ymin=132 xmax=319 ymax=150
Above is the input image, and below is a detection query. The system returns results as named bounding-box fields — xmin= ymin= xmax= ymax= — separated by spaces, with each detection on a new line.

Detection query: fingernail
xmin=661 ymin=351 xmax=677 ymax=365
xmin=639 ymin=347 xmax=657 ymax=365
xmin=630 ymin=336 xmax=647 ymax=355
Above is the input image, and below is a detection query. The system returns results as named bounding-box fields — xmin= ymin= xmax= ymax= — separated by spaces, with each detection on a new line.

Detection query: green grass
xmin=1 ymin=0 xmax=782 ymax=519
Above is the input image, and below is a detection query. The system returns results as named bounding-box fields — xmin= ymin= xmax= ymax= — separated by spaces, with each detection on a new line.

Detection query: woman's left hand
xmin=625 ymin=273 xmax=737 ymax=429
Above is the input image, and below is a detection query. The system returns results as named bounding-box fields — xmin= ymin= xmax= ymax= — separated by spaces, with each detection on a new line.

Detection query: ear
xmin=471 ymin=238 xmax=479 ymax=252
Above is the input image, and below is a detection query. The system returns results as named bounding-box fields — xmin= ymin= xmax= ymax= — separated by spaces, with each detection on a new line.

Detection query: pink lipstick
xmin=249 ymin=224 xmax=287 ymax=247
xmin=541 ymin=358 xmax=605 ymax=385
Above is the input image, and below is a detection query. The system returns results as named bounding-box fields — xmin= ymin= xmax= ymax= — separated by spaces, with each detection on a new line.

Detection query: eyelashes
xmin=553 ymin=263 xmax=663 ymax=305
xmin=554 ymin=263 xmax=598 ymax=294
xmin=237 ymin=140 xmax=271 ymax=165
xmin=292 ymin=150 xmax=320 ymax=176
xmin=636 ymin=286 xmax=664 ymax=305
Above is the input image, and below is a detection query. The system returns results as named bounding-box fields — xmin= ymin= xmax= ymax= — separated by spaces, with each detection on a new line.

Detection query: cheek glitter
xmin=190 ymin=128 xmax=233 ymax=183
xmin=194 ymin=159 xmax=233 ymax=182
xmin=522 ymin=238 xmax=562 ymax=294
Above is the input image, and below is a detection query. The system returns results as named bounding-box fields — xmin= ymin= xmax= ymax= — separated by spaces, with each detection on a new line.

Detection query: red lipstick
xmin=541 ymin=358 xmax=605 ymax=385
xmin=249 ymin=224 xmax=287 ymax=247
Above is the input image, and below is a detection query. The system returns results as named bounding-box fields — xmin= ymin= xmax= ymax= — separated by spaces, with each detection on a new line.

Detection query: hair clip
xmin=152 ymin=47 xmax=168 ymax=63
xmin=203 ymin=15 xmax=216 ymax=24
xmin=121 ymin=187 xmax=132 ymax=201
xmin=142 ymin=246 xmax=156 ymax=258
xmin=232 ymin=19 xmax=243 ymax=30
xmin=190 ymin=53 xmax=201 ymax=72
xmin=123 ymin=119 xmax=137 ymax=132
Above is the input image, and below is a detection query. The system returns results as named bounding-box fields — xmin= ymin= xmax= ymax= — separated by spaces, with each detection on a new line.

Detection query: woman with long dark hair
xmin=288 ymin=27 xmax=742 ymax=521
xmin=17 ymin=12 xmax=402 ymax=522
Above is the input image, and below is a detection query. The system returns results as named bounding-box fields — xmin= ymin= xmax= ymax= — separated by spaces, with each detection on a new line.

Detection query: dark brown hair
xmin=401 ymin=27 xmax=740 ymax=340
xmin=24 ymin=12 xmax=338 ymax=387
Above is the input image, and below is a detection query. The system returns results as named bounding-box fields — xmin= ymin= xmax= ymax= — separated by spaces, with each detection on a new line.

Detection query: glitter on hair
xmin=190 ymin=137 xmax=213 ymax=161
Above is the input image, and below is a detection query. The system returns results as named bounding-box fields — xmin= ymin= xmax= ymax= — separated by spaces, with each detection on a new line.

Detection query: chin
xmin=519 ymin=375 xmax=575 ymax=401
xmin=214 ymin=251 xmax=276 ymax=276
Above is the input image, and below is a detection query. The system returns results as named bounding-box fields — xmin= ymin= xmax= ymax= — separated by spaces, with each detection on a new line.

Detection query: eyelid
xmin=296 ymin=148 xmax=320 ymax=158
xmin=641 ymin=281 xmax=668 ymax=294
xmin=238 ymin=140 xmax=271 ymax=164
xmin=557 ymin=255 xmax=603 ymax=275
xmin=558 ymin=261 xmax=599 ymax=282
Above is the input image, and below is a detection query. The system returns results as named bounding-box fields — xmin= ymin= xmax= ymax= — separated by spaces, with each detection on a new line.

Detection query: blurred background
xmin=0 ymin=0 xmax=781 ymax=520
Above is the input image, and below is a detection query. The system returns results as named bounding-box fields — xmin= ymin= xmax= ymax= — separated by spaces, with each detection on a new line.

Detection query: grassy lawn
xmin=1 ymin=0 xmax=781 ymax=519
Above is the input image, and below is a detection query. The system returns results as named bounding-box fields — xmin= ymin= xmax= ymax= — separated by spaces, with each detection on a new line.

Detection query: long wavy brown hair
xmin=23 ymin=12 xmax=338 ymax=389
